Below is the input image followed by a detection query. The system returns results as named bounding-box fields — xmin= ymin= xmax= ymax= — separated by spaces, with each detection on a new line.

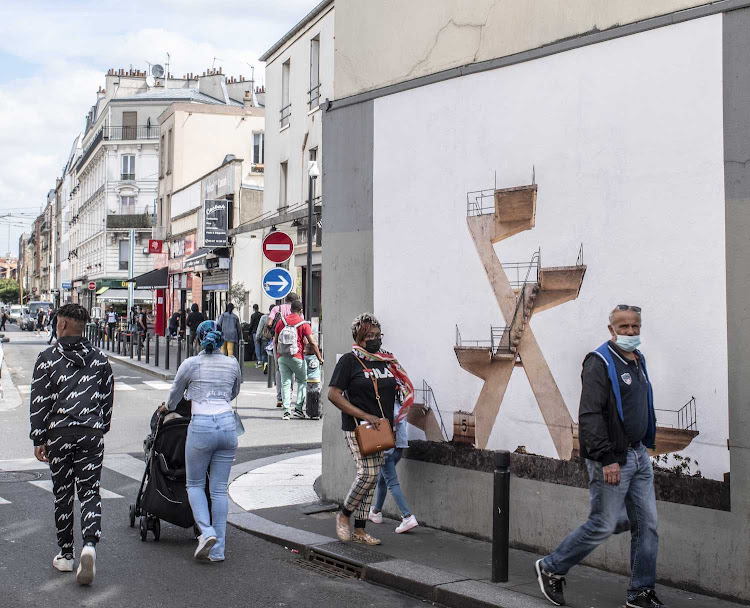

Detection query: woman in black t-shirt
xmin=328 ymin=312 xmax=414 ymax=546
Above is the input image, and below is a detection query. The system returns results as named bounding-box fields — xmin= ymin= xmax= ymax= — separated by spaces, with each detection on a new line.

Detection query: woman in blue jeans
xmin=165 ymin=320 xmax=241 ymax=562
xmin=368 ymin=403 xmax=419 ymax=533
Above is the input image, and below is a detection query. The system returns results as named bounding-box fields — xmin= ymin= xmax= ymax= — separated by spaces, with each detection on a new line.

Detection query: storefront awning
xmin=97 ymin=289 xmax=154 ymax=303
xmin=183 ymin=247 xmax=212 ymax=269
xmin=96 ymin=286 xmax=109 ymax=295
xmin=126 ymin=267 xmax=168 ymax=289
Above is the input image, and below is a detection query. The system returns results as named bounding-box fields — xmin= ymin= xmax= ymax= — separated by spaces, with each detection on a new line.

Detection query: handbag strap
xmin=353 ymin=356 xmax=387 ymax=420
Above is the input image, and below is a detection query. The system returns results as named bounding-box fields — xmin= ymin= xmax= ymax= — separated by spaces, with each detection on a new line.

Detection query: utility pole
xmin=306 ymin=161 xmax=319 ymax=319
xmin=128 ymin=228 xmax=135 ymax=313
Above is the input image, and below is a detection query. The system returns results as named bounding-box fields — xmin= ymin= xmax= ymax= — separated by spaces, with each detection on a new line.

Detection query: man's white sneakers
xmin=194 ymin=534 xmax=217 ymax=560
xmin=395 ymin=515 xmax=419 ymax=534
xmin=52 ymin=552 xmax=74 ymax=572
xmin=76 ymin=545 xmax=96 ymax=585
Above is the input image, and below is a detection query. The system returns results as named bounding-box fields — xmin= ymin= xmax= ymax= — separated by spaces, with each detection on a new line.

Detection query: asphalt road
xmin=0 ymin=326 xmax=425 ymax=607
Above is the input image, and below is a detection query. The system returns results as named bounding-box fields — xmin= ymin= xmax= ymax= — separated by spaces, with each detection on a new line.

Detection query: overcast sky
xmin=0 ymin=0 xmax=319 ymax=257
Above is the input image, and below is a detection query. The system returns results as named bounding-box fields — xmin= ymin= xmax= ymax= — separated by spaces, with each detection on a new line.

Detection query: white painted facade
xmin=261 ymin=1 xmax=333 ymax=314
xmin=370 ymin=16 xmax=729 ymax=478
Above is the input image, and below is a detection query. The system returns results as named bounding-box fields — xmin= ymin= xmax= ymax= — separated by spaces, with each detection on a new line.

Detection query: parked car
xmin=9 ymin=305 xmax=23 ymax=323
xmin=21 ymin=301 xmax=52 ymax=331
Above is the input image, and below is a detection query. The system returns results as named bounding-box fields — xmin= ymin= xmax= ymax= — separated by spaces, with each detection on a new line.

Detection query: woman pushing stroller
xmin=162 ymin=320 xmax=241 ymax=562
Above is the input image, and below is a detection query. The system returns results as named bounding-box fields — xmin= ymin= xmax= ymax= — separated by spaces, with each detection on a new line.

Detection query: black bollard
xmin=129 ymin=332 xmax=134 ymax=359
xmin=239 ymin=339 xmax=244 ymax=366
xmin=155 ymin=335 xmax=160 ymax=367
xmin=165 ymin=336 xmax=170 ymax=370
xmin=491 ymin=450 xmax=511 ymax=583
xmin=177 ymin=336 xmax=182 ymax=367
xmin=145 ymin=333 xmax=150 ymax=364
xmin=267 ymin=354 xmax=275 ymax=389
xmin=137 ymin=332 xmax=142 ymax=361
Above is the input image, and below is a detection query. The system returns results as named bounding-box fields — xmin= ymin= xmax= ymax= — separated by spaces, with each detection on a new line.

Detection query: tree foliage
xmin=0 ymin=279 xmax=19 ymax=304
xmin=228 ymin=282 xmax=249 ymax=308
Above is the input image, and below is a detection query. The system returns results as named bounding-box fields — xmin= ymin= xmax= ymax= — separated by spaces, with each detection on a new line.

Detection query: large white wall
xmin=372 ymin=16 xmax=729 ymax=479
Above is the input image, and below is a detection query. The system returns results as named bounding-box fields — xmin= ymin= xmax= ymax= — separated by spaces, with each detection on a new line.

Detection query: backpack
xmin=261 ymin=315 xmax=274 ymax=341
xmin=277 ymin=316 xmax=308 ymax=356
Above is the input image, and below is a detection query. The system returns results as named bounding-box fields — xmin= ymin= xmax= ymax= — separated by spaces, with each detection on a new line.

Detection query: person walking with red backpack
xmin=274 ymin=299 xmax=323 ymax=420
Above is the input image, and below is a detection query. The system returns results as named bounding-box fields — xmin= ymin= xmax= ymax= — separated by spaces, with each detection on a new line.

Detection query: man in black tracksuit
xmin=30 ymin=304 xmax=114 ymax=586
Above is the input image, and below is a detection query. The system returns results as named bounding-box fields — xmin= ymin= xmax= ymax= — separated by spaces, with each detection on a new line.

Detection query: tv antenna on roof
xmin=151 ymin=64 xmax=165 ymax=78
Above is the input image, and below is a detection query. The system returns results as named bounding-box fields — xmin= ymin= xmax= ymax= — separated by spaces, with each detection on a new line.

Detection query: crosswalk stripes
xmin=102 ymin=453 xmax=145 ymax=482
xmin=115 ymin=384 xmax=136 ymax=391
xmin=0 ymin=458 xmax=49 ymax=472
xmin=0 ymin=496 xmax=10 ymax=505
xmin=142 ymin=381 xmax=172 ymax=390
xmin=28 ymin=479 xmax=124 ymax=499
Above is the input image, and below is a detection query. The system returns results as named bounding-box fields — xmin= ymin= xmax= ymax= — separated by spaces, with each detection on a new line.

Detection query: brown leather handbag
xmin=353 ymin=357 xmax=395 ymax=456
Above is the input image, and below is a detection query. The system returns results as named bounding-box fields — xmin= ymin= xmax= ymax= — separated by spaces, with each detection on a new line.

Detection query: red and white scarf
xmin=352 ymin=345 xmax=414 ymax=423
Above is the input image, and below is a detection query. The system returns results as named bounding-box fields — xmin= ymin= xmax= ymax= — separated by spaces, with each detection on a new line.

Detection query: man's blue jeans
xmin=254 ymin=338 xmax=269 ymax=364
xmin=372 ymin=448 xmax=412 ymax=518
xmin=541 ymin=444 xmax=658 ymax=601
xmin=185 ymin=412 xmax=238 ymax=560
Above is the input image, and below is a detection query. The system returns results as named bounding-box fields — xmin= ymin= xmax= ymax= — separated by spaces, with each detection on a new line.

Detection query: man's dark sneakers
xmin=626 ymin=590 xmax=665 ymax=608
xmin=535 ymin=559 xmax=566 ymax=606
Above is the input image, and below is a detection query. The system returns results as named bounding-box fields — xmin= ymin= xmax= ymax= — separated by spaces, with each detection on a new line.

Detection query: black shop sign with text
xmin=204 ymin=199 xmax=229 ymax=247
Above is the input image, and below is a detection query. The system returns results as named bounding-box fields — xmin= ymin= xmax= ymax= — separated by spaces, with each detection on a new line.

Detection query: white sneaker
xmin=395 ymin=515 xmax=419 ymax=534
xmin=76 ymin=544 xmax=96 ymax=585
xmin=194 ymin=534 xmax=217 ymax=560
xmin=53 ymin=551 xmax=74 ymax=572
xmin=368 ymin=508 xmax=383 ymax=524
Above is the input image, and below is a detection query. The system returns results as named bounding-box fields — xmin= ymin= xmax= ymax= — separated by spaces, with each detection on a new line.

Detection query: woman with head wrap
xmin=165 ymin=320 xmax=242 ymax=562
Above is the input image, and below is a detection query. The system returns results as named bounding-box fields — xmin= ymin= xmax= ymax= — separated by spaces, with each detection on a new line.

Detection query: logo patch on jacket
xmin=621 ymin=372 xmax=632 ymax=385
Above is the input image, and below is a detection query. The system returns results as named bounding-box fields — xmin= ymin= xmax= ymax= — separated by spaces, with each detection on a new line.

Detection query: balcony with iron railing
xmin=121 ymin=173 xmax=135 ymax=181
xmin=308 ymin=84 xmax=321 ymax=110
xmin=103 ymin=125 xmax=160 ymax=141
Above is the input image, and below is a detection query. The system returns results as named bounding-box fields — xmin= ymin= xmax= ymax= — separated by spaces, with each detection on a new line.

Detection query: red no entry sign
xmin=88 ymin=281 xmax=96 ymax=290
xmin=262 ymin=231 xmax=294 ymax=263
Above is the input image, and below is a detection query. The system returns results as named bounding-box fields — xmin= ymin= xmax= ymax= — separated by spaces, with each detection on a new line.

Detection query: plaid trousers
xmin=343 ymin=431 xmax=384 ymax=523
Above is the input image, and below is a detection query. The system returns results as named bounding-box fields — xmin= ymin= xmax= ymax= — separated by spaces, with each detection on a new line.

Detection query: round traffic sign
xmin=262 ymin=267 xmax=294 ymax=301
xmin=88 ymin=281 xmax=96 ymax=291
xmin=262 ymin=231 xmax=294 ymax=264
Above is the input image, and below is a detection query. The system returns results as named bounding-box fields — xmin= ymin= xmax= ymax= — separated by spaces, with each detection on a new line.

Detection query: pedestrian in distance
xmin=368 ymin=399 xmax=419 ymax=534
xmin=186 ymin=303 xmax=205 ymax=348
xmin=138 ymin=306 xmax=148 ymax=337
xmin=248 ymin=304 xmax=262 ymax=365
xmin=47 ymin=308 xmax=58 ymax=344
xmin=178 ymin=307 xmax=187 ymax=338
xmin=535 ymin=304 xmax=663 ymax=608
xmin=36 ymin=307 xmax=47 ymax=337
xmin=106 ymin=306 xmax=118 ymax=342
xmin=163 ymin=320 xmax=241 ymax=562
xmin=267 ymin=293 xmax=298 ymax=407
xmin=274 ymin=299 xmax=323 ymax=420
xmin=168 ymin=311 xmax=180 ymax=337
xmin=255 ymin=304 xmax=273 ymax=374
xmin=327 ymin=313 xmax=415 ymax=546
xmin=30 ymin=303 xmax=115 ymax=585
xmin=0 ymin=308 xmax=7 ymax=331
xmin=217 ymin=303 xmax=241 ymax=358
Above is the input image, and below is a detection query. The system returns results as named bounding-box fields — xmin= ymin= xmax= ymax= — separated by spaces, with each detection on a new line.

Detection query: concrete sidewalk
xmin=227 ymin=450 xmax=744 ymax=608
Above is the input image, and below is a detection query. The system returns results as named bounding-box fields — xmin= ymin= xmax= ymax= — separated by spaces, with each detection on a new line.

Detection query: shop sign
xmin=168 ymin=257 xmax=184 ymax=273
xmin=61 ymin=282 xmax=72 ymax=289
xmin=203 ymin=199 xmax=229 ymax=247
xmin=204 ymin=164 xmax=234 ymax=199
xmin=172 ymin=238 xmax=185 ymax=258
xmin=148 ymin=240 xmax=163 ymax=254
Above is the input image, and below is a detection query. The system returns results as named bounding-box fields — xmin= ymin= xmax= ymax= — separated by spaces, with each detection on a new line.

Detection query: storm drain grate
xmin=0 ymin=471 xmax=42 ymax=483
xmin=306 ymin=549 xmax=363 ymax=579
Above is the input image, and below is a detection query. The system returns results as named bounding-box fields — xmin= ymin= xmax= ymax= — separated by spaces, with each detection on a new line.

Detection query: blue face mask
xmin=615 ymin=334 xmax=641 ymax=352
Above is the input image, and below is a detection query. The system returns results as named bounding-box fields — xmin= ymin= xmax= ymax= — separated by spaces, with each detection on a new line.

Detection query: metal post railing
xmin=165 ymin=336 xmax=170 ymax=370
xmin=267 ymin=354 xmax=275 ymax=389
xmin=176 ymin=337 xmax=182 ymax=368
xmin=491 ymin=450 xmax=511 ymax=583
xmin=129 ymin=332 xmax=134 ymax=359
xmin=155 ymin=335 xmax=160 ymax=367
xmin=137 ymin=332 xmax=142 ymax=362
xmin=145 ymin=333 xmax=150 ymax=364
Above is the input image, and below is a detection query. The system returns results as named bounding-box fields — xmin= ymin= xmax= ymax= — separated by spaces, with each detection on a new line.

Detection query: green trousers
xmin=278 ymin=355 xmax=307 ymax=414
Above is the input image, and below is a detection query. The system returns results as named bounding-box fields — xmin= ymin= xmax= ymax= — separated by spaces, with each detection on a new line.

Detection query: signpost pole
xmin=128 ymin=228 xmax=135 ymax=314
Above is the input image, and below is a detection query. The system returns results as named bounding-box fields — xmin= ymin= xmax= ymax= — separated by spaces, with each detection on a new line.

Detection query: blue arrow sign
xmin=262 ymin=267 xmax=295 ymax=300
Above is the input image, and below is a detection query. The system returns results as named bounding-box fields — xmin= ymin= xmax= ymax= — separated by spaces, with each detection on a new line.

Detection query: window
xmin=121 ymin=155 xmax=135 ymax=180
xmin=253 ymin=132 xmax=265 ymax=165
xmin=120 ymin=195 xmax=135 ymax=215
xmin=167 ymin=128 xmax=174 ymax=173
xmin=309 ymin=36 xmax=320 ymax=109
xmin=281 ymin=60 xmax=291 ymax=128
xmin=160 ymin=134 xmax=165 ymax=176
xmin=279 ymin=161 xmax=288 ymax=209
xmin=118 ymin=240 xmax=129 ymax=270
xmin=122 ymin=111 xmax=137 ymax=139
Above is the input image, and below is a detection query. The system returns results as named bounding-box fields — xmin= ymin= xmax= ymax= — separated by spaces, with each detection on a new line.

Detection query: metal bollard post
xmin=491 ymin=450 xmax=511 ymax=583
xmin=177 ymin=337 xmax=182 ymax=367
xmin=267 ymin=355 xmax=275 ymax=389
xmin=145 ymin=333 xmax=150 ymax=364
xmin=117 ymin=332 xmax=121 ymax=355
xmin=239 ymin=339 xmax=245 ymax=366
xmin=165 ymin=336 xmax=170 ymax=371
xmin=137 ymin=332 xmax=142 ymax=362
xmin=155 ymin=335 xmax=160 ymax=367
xmin=129 ymin=333 xmax=134 ymax=359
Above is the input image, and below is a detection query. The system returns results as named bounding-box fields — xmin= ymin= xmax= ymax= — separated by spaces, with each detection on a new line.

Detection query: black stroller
xmin=129 ymin=399 xmax=201 ymax=541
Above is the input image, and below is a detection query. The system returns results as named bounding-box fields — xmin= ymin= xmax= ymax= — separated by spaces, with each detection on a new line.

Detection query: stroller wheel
xmin=129 ymin=504 xmax=136 ymax=528
xmin=152 ymin=518 xmax=161 ymax=541
xmin=139 ymin=516 xmax=148 ymax=541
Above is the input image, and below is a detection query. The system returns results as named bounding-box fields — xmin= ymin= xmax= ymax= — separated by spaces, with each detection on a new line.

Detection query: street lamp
xmin=306 ymin=160 xmax=319 ymax=319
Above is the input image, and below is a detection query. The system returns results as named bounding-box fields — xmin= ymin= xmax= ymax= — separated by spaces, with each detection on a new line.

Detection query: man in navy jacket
xmin=535 ymin=305 xmax=663 ymax=608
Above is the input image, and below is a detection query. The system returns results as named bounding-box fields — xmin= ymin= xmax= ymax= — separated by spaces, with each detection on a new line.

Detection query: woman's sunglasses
xmin=614 ymin=305 xmax=641 ymax=313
